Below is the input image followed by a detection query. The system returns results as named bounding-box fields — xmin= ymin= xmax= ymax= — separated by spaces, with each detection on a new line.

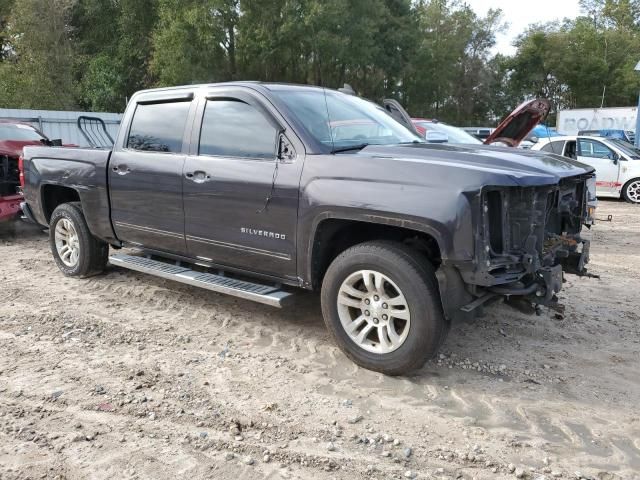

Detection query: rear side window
xmin=127 ymin=101 xmax=191 ymax=153
xmin=199 ymin=100 xmax=277 ymax=159
xmin=541 ymin=141 xmax=565 ymax=154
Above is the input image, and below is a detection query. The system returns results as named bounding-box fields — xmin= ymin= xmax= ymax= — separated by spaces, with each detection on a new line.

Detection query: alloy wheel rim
xmin=627 ymin=180 xmax=640 ymax=203
xmin=337 ymin=270 xmax=411 ymax=354
xmin=55 ymin=218 xmax=80 ymax=267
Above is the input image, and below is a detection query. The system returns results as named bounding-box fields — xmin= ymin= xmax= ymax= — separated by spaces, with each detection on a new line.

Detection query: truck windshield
xmin=0 ymin=124 xmax=46 ymax=142
xmin=273 ymin=89 xmax=423 ymax=151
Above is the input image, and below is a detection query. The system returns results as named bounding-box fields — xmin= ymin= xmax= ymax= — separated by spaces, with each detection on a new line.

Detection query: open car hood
xmin=484 ymin=99 xmax=550 ymax=147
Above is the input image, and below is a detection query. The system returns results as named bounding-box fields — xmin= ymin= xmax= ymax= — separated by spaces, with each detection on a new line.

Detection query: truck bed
xmin=22 ymin=146 xmax=115 ymax=241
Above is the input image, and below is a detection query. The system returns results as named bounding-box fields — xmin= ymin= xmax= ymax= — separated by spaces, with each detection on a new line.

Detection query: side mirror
xmin=425 ymin=131 xmax=449 ymax=143
xmin=610 ymin=152 xmax=620 ymax=164
xmin=278 ymin=134 xmax=296 ymax=163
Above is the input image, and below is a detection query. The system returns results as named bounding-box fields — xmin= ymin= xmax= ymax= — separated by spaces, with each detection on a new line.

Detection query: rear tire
xmin=622 ymin=178 xmax=640 ymax=204
xmin=49 ymin=202 xmax=108 ymax=278
xmin=321 ymin=241 xmax=447 ymax=376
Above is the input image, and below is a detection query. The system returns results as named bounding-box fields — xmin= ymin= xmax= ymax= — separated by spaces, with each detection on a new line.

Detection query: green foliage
xmin=236 ymin=0 xmax=308 ymax=82
xmin=403 ymin=1 xmax=506 ymax=124
xmin=1 ymin=0 xmax=640 ymax=126
xmin=0 ymin=0 xmax=15 ymax=62
xmin=72 ymin=0 xmax=157 ymax=111
xmin=151 ymin=0 xmax=234 ymax=86
xmin=580 ymin=0 xmax=640 ymax=29
xmin=0 ymin=0 xmax=77 ymax=109
xmin=79 ymin=53 xmax=128 ymax=112
xmin=507 ymin=2 xmax=640 ymax=116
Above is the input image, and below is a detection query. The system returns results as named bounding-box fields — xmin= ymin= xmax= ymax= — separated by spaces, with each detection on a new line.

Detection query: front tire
xmin=622 ymin=178 xmax=640 ymax=204
xmin=321 ymin=241 xmax=447 ymax=376
xmin=49 ymin=202 xmax=108 ymax=278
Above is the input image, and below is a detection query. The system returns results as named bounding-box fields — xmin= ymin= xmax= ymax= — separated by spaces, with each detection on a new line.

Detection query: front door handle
xmin=185 ymin=171 xmax=211 ymax=183
xmin=112 ymin=165 xmax=131 ymax=175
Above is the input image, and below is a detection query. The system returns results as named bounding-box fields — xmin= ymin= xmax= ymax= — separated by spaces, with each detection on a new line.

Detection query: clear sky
xmin=465 ymin=0 xmax=583 ymax=55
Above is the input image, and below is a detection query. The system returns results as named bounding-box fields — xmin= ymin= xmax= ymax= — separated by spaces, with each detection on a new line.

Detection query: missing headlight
xmin=486 ymin=190 xmax=504 ymax=253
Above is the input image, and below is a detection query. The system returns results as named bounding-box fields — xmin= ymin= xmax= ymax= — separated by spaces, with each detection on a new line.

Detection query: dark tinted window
xmin=127 ymin=101 xmax=191 ymax=153
xmin=541 ymin=141 xmax=565 ymax=154
xmin=199 ymin=100 xmax=277 ymax=159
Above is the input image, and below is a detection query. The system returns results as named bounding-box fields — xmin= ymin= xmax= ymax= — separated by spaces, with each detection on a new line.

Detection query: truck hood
xmin=359 ymin=143 xmax=594 ymax=187
xmin=0 ymin=139 xmax=43 ymax=157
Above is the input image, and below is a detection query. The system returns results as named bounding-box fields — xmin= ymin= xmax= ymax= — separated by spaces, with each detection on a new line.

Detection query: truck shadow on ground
xmin=0 ymin=219 xmax=45 ymax=240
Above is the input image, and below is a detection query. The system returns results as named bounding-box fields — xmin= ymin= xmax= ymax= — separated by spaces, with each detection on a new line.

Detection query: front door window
xmin=577 ymin=138 xmax=620 ymax=194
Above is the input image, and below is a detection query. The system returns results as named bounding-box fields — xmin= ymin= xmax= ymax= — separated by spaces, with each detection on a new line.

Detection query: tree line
xmin=1 ymin=0 xmax=640 ymax=126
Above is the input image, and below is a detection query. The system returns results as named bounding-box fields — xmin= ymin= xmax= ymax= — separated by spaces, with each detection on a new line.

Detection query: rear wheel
xmin=622 ymin=178 xmax=640 ymax=204
xmin=49 ymin=202 xmax=108 ymax=277
xmin=321 ymin=241 xmax=447 ymax=375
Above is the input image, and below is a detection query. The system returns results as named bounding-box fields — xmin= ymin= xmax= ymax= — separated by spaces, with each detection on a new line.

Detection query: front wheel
xmin=622 ymin=178 xmax=640 ymax=204
xmin=321 ymin=241 xmax=447 ymax=376
xmin=49 ymin=202 xmax=108 ymax=278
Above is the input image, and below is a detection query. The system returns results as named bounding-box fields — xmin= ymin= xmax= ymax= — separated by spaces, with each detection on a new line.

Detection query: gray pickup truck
xmin=21 ymin=82 xmax=596 ymax=375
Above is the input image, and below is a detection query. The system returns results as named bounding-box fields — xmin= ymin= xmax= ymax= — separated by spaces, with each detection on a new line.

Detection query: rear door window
xmin=127 ymin=101 xmax=191 ymax=153
xmin=541 ymin=140 xmax=565 ymax=154
xmin=199 ymin=99 xmax=277 ymax=159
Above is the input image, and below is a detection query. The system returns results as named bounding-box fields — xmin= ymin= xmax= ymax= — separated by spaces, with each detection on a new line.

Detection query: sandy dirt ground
xmin=1 ymin=200 xmax=639 ymax=480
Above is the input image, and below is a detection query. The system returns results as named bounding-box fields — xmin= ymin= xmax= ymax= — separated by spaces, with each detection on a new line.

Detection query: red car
xmin=0 ymin=120 xmax=55 ymax=222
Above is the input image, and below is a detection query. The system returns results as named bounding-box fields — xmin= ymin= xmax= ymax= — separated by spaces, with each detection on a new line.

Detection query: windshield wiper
xmin=331 ymin=143 xmax=370 ymax=154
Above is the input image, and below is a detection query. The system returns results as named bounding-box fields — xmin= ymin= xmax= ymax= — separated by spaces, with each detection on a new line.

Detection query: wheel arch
xmin=306 ymin=214 xmax=445 ymax=290
xmin=39 ymin=182 xmax=117 ymax=243
xmin=40 ymin=184 xmax=81 ymax=223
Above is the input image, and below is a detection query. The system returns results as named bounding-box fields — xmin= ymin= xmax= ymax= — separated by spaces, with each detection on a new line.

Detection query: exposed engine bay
xmin=459 ymin=174 xmax=596 ymax=314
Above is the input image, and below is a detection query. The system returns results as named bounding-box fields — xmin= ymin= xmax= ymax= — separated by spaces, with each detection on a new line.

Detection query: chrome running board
xmin=109 ymin=254 xmax=294 ymax=308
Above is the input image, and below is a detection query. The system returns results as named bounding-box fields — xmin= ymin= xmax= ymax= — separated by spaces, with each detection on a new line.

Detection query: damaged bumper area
xmin=457 ymin=174 xmax=594 ymax=313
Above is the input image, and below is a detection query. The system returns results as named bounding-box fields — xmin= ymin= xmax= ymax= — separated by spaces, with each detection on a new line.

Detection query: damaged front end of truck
xmin=456 ymin=173 xmax=597 ymax=317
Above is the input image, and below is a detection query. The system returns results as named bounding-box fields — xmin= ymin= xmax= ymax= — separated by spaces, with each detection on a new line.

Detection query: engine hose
xmin=488 ymin=282 xmax=540 ymax=296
